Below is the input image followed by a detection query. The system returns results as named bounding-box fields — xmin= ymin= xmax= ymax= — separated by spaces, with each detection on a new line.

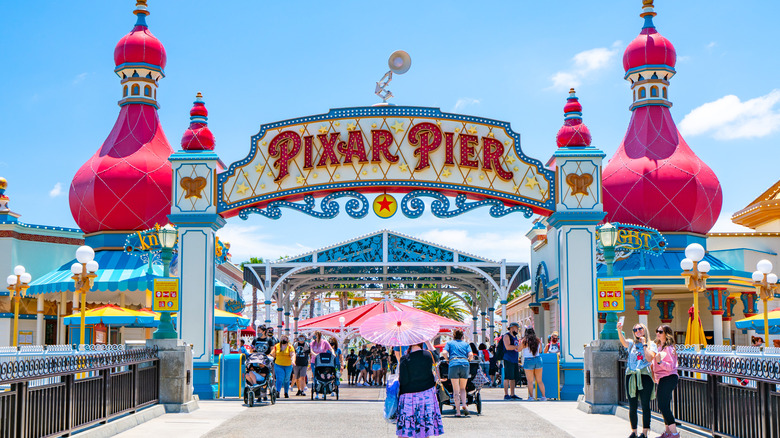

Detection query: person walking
xmin=501 ymin=322 xmax=522 ymax=400
xmin=310 ymin=331 xmax=333 ymax=399
xmin=396 ymin=342 xmax=443 ymax=438
xmin=653 ymin=325 xmax=680 ymax=438
xmin=544 ymin=332 xmax=561 ymax=354
xmin=292 ymin=334 xmax=310 ymax=396
xmin=346 ymin=348 xmax=358 ymax=385
xmin=329 ymin=338 xmax=343 ymax=390
xmin=488 ymin=344 xmax=500 ymax=387
xmin=269 ymin=335 xmax=295 ymax=398
xmin=443 ymin=329 xmax=474 ymax=416
xmin=520 ymin=327 xmax=546 ymax=401
xmin=618 ymin=321 xmax=657 ymax=438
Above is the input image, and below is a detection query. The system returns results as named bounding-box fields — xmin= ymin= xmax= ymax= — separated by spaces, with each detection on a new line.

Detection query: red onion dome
xmin=114 ymin=1 xmax=167 ymax=70
xmin=556 ymin=88 xmax=592 ymax=148
xmin=602 ymin=106 xmax=722 ymax=234
xmin=623 ymin=1 xmax=676 ymax=72
xmin=181 ymin=92 xmax=215 ymax=151
xmin=69 ymin=104 xmax=173 ymax=233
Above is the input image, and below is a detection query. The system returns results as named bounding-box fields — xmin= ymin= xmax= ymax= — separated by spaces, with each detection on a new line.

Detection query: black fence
xmin=618 ymin=347 xmax=780 ymax=438
xmin=0 ymin=347 xmax=159 ymax=438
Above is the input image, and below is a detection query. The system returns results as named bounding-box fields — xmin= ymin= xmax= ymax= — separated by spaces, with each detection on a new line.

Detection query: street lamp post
xmin=751 ymin=259 xmax=778 ymax=343
xmin=6 ymin=266 xmax=32 ymax=346
xmin=599 ymin=223 xmax=620 ymax=340
xmin=153 ymin=223 xmax=178 ymax=339
xmin=680 ymin=243 xmax=711 ymax=347
xmin=70 ymin=246 xmax=99 ymax=346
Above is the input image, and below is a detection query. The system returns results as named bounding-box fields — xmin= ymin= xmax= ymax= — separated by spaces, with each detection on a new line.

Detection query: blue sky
xmin=1 ymin=1 xmax=776 ymax=264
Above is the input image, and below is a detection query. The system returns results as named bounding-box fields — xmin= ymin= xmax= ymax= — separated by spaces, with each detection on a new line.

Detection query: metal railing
xmin=618 ymin=346 xmax=780 ymax=438
xmin=0 ymin=347 xmax=159 ymax=438
xmin=0 ymin=344 xmax=128 ymax=364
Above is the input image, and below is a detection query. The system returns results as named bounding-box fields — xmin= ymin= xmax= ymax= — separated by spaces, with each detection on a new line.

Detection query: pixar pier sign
xmin=217 ymin=106 xmax=556 ymax=218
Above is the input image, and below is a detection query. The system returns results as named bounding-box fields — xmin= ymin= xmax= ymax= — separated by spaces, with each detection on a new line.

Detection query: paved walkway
xmin=115 ymin=387 xmax=633 ymax=438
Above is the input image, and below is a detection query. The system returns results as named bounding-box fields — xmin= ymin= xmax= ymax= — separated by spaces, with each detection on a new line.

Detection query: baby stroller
xmin=311 ymin=351 xmax=339 ymax=400
xmin=436 ymin=360 xmax=483 ymax=414
xmin=243 ymin=352 xmax=276 ymax=407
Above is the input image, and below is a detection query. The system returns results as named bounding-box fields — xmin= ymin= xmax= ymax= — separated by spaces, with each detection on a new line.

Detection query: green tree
xmin=415 ymin=291 xmax=466 ymax=322
xmin=506 ymin=283 xmax=531 ymax=303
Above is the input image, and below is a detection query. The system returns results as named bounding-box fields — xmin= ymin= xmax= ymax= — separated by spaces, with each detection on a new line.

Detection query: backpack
xmin=494 ymin=333 xmax=507 ymax=361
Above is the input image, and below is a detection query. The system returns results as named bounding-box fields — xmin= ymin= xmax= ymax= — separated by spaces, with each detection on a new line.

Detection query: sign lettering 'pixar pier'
xmin=217 ymin=107 xmax=555 ymax=218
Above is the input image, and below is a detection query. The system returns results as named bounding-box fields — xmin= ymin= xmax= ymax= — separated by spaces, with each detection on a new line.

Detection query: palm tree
xmin=415 ymin=291 xmax=466 ymax=322
xmin=240 ymin=257 xmax=263 ymax=328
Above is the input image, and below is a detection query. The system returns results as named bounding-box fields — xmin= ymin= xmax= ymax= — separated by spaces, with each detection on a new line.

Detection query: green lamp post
xmin=599 ymin=222 xmax=620 ymax=340
xmin=153 ymin=224 xmax=179 ymax=339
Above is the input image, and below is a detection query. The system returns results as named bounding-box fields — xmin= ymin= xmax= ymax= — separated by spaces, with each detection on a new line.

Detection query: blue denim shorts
xmin=448 ymin=362 xmax=470 ymax=379
xmin=524 ymin=356 xmax=543 ymax=370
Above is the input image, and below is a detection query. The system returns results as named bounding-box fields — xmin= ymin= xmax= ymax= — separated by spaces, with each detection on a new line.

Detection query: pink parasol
xmin=359 ymin=311 xmax=440 ymax=347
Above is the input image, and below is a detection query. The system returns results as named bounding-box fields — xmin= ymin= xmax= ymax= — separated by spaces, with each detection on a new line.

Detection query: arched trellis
xmin=242 ymin=230 xmax=529 ymax=344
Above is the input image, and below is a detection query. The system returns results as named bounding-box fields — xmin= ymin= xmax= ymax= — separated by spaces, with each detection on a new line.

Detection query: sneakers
xmin=628 ymin=433 xmax=638 ymax=438
xmin=539 ymin=397 xmax=547 ymax=401
xmin=511 ymin=395 xmax=523 ymax=400
xmin=503 ymin=395 xmax=512 ymax=400
xmin=284 ymin=393 xmax=289 ymax=398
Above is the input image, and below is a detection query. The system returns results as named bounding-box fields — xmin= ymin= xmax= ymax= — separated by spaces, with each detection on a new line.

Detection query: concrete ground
xmin=113 ymin=386 xmax=637 ymax=438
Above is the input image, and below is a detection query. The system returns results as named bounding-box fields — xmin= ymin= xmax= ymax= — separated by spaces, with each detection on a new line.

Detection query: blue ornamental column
xmin=168 ymin=93 xmax=225 ymax=400
xmin=547 ymin=90 xmax=605 ymax=400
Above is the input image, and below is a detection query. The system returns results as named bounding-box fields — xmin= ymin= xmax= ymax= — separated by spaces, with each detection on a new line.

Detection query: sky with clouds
xmin=1 ymin=1 xmax=777 ymax=265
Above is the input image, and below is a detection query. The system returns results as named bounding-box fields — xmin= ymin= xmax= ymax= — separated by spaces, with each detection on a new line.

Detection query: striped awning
xmin=28 ymin=250 xmax=243 ymax=305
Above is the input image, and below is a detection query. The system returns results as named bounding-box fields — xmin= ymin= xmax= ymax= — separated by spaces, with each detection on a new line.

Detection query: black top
xmin=399 ymin=350 xmax=436 ymax=395
xmin=346 ymin=353 xmax=358 ymax=366
xmin=293 ymin=342 xmax=310 ymax=366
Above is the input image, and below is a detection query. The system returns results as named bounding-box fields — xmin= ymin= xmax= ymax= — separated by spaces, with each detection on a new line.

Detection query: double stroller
xmin=436 ymin=359 xmax=483 ymax=414
xmin=243 ymin=352 xmax=276 ymax=407
xmin=311 ymin=351 xmax=339 ymax=400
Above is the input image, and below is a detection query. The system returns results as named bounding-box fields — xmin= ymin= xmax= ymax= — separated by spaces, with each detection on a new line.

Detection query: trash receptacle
xmin=219 ymin=353 xmax=245 ymax=398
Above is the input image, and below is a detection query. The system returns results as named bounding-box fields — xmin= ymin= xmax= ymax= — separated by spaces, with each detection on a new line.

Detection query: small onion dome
xmin=181 ymin=92 xmax=215 ymax=151
xmin=623 ymin=0 xmax=676 ymax=72
xmin=556 ymin=88 xmax=592 ymax=148
xmin=114 ymin=0 xmax=167 ymax=70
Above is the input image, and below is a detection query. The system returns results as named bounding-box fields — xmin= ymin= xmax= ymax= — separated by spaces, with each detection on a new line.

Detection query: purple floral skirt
xmin=396 ymin=386 xmax=443 ymax=438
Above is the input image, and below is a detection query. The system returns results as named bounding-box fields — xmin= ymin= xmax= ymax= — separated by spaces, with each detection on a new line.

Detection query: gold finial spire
xmin=196 ymin=92 xmax=203 ymax=99
xmin=640 ymin=0 xmax=657 ymax=19
xmin=134 ymin=0 xmax=150 ymax=16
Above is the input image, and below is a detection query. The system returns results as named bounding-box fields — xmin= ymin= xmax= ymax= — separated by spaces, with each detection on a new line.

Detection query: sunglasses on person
xmin=656 ymin=329 xmax=664 ymax=334
xmin=632 ymin=327 xmax=643 ymax=332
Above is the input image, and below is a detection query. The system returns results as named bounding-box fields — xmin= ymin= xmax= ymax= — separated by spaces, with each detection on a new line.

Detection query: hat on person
xmin=508 ymin=322 xmax=520 ymax=328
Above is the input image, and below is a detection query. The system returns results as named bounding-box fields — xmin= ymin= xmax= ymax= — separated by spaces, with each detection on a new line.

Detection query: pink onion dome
xmin=181 ymin=93 xmax=215 ymax=151
xmin=556 ymin=89 xmax=592 ymax=148
xmin=623 ymin=1 xmax=676 ymax=73
xmin=69 ymin=105 xmax=173 ymax=233
xmin=114 ymin=1 xmax=167 ymax=71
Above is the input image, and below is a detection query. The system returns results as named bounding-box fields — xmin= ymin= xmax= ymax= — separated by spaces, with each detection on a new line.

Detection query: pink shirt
xmin=653 ymin=345 xmax=678 ymax=380
xmin=310 ymin=339 xmax=331 ymax=364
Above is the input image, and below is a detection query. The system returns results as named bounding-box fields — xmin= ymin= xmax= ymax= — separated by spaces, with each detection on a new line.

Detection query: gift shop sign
xmin=217 ymin=106 xmax=555 ymax=218
xmin=153 ymin=278 xmax=180 ymax=312
xmin=597 ymin=277 xmax=624 ymax=312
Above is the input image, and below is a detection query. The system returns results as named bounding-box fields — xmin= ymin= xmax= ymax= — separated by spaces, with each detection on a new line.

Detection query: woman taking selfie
xmin=618 ymin=321 xmax=657 ymax=438
xmin=653 ymin=325 xmax=680 ymax=438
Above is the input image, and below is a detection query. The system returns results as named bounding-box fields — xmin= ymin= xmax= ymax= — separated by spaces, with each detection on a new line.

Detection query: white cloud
xmin=414 ymin=228 xmax=530 ymax=263
xmin=217 ymin=223 xmax=313 ymax=264
xmin=72 ymin=73 xmax=87 ymax=85
xmin=453 ymin=98 xmax=480 ymax=112
xmin=679 ymin=90 xmax=780 ymax=140
xmin=48 ymin=182 xmax=63 ymax=198
xmin=709 ymin=212 xmax=754 ymax=233
xmin=706 ymin=42 xmax=717 ymax=49
xmin=549 ymin=43 xmax=620 ymax=91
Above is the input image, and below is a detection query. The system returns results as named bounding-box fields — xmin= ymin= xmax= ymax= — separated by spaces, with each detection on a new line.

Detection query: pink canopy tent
xmin=297 ymin=300 xmax=467 ymax=341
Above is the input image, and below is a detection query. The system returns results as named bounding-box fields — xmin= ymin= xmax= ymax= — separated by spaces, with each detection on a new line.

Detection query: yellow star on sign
xmin=513 ymin=185 xmax=520 ymax=191
xmin=467 ymin=177 xmax=473 ymax=183
xmin=318 ymin=125 xmax=329 ymax=134
xmin=442 ymin=169 xmax=451 ymax=177
xmin=261 ymin=141 xmax=267 ymax=146
xmin=255 ymin=163 xmax=264 ymax=173
xmin=371 ymin=123 xmax=377 ymax=128
xmin=267 ymin=172 xmax=274 ymax=177
xmin=347 ymin=122 xmax=357 ymax=131
xmin=236 ymin=182 xmax=249 ymax=195
xmin=525 ymin=176 xmax=540 ymax=189
xmin=299 ymin=127 xmax=305 ymax=134
xmin=398 ymin=163 xmax=408 ymax=172
xmin=467 ymin=126 xmax=478 ymax=134
xmin=296 ymin=176 xmax=305 ymax=184
xmin=334 ymin=122 xmax=340 ymax=126
xmin=390 ymin=121 xmax=405 ymax=134
xmin=506 ymin=156 xmax=516 ymax=165
xmin=479 ymin=174 xmax=485 ymax=180
xmin=487 ymin=132 xmax=494 ymax=138
xmin=260 ymin=184 xmax=266 ymax=189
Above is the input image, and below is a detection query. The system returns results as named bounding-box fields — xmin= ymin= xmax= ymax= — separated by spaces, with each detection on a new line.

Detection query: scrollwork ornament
xmin=238 ymin=191 xmax=369 ymax=220
xmin=400 ymin=191 xmax=534 ymax=219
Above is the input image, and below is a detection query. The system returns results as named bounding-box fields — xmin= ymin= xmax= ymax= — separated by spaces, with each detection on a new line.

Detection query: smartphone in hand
xmin=618 ymin=316 xmax=625 ymax=326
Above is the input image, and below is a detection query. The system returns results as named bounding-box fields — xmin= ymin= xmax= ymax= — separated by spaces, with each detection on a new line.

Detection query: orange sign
xmin=153 ymin=278 xmax=180 ymax=312
xmin=597 ymin=277 xmax=624 ymax=312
